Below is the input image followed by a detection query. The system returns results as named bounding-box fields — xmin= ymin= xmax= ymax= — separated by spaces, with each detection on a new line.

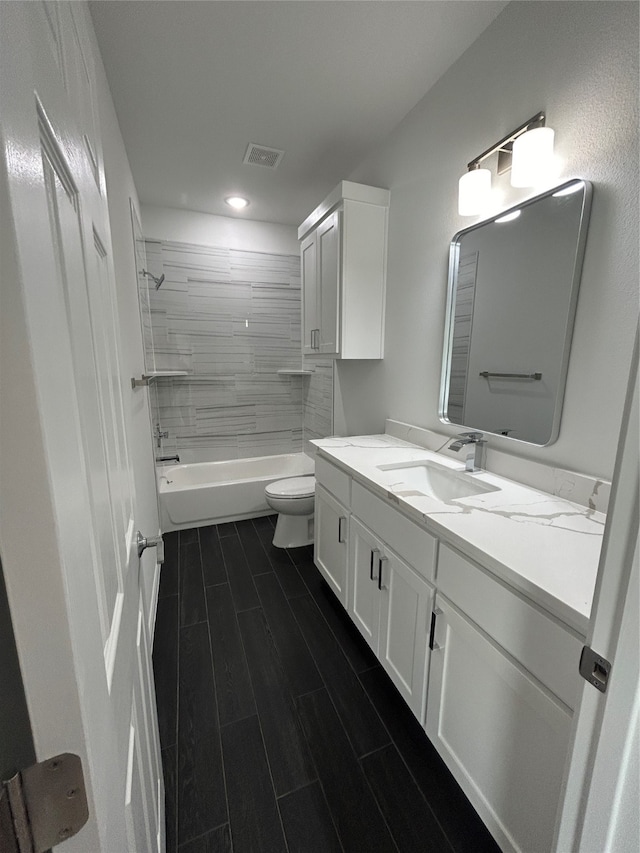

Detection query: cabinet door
xmin=348 ymin=517 xmax=383 ymax=652
xmin=425 ymin=596 xmax=573 ymax=853
xmin=378 ymin=549 xmax=433 ymax=722
xmin=317 ymin=211 xmax=340 ymax=354
xmin=301 ymin=231 xmax=318 ymax=354
xmin=314 ymin=484 xmax=349 ymax=605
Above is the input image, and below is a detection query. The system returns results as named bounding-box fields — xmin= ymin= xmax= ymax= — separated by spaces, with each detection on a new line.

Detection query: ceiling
xmin=90 ymin=1 xmax=508 ymax=227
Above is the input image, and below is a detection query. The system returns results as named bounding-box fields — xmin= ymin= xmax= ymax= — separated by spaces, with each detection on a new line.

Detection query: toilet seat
xmin=265 ymin=476 xmax=316 ymax=500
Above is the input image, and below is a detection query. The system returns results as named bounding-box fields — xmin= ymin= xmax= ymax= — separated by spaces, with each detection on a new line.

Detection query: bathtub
xmin=158 ymin=452 xmax=315 ymax=531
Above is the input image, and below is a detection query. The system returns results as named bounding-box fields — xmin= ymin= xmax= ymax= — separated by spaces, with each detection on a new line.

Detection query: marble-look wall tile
xmin=447 ymin=251 xmax=478 ymax=423
xmin=238 ymin=429 xmax=304 ymax=458
xmin=147 ymin=239 xmax=304 ymax=460
xmin=302 ymin=357 xmax=334 ymax=454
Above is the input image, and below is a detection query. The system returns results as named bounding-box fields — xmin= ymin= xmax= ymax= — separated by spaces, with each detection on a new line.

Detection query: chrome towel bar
xmin=479 ymin=371 xmax=542 ymax=380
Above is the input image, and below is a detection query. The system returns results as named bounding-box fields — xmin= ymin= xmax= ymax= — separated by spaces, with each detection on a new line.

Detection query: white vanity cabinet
xmin=425 ymin=544 xmax=582 ymax=853
xmin=299 ymin=181 xmax=389 ymax=359
xmin=313 ymin=449 xmax=588 ymax=853
xmin=349 ymin=515 xmax=434 ymax=720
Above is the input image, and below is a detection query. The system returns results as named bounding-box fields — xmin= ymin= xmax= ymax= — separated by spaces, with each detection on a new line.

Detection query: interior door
xmin=0 ymin=4 xmax=161 ymax=851
xmin=0 ymin=554 xmax=36 ymax=786
xmin=554 ymin=334 xmax=639 ymax=852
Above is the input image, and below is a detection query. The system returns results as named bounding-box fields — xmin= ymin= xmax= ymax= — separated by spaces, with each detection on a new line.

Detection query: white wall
xmin=141 ymin=204 xmax=298 ymax=255
xmin=340 ymin=0 xmax=638 ymax=481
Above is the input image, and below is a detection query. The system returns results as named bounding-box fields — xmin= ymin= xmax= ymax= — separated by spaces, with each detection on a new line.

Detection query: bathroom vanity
xmin=311 ymin=433 xmax=604 ymax=853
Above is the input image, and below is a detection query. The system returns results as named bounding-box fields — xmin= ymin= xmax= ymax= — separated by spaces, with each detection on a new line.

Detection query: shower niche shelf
xmin=277 ymin=369 xmax=314 ymax=375
xmin=131 ymin=371 xmax=190 ymax=388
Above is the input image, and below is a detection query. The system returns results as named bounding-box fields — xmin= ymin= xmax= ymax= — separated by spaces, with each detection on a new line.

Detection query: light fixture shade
xmin=458 ymin=168 xmax=491 ymax=216
xmin=510 ymin=127 xmax=555 ymax=187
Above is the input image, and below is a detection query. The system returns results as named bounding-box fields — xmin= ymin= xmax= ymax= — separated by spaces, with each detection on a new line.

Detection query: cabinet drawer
xmin=352 ymin=481 xmax=436 ymax=582
xmin=438 ymin=544 xmax=582 ymax=709
xmin=316 ymin=456 xmax=351 ymax=506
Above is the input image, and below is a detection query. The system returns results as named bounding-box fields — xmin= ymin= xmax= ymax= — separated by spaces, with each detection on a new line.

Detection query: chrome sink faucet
xmin=448 ymin=432 xmax=487 ymax=473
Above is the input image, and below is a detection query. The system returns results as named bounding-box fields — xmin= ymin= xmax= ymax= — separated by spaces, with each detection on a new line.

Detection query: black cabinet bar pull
xmin=429 ymin=607 xmax=444 ymax=651
xmin=338 ymin=516 xmax=346 ymax=543
xmin=378 ymin=556 xmax=387 ymax=591
xmin=429 ymin=611 xmax=437 ymax=650
xmin=370 ymin=548 xmax=380 ymax=581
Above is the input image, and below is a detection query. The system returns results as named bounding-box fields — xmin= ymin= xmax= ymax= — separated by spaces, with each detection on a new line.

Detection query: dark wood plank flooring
xmin=153 ymin=517 xmax=500 ymax=853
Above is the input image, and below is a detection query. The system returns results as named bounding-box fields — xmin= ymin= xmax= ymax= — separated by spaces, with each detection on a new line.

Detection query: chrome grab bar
xmin=479 ymin=371 xmax=542 ymax=380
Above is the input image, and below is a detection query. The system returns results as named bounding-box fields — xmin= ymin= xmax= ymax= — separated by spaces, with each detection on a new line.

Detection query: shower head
xmin=142 ymin=269 xmax=165 ymax=289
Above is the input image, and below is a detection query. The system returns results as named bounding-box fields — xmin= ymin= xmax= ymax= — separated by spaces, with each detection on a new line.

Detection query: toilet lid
xmin=265 ymin=476 xmax=316 ymax=499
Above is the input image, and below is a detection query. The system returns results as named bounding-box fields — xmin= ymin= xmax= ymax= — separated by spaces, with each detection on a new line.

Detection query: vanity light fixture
xmin=458 ymin=112 xmax=552 ymax=216
xmin=458 ymin=166 xmax=492 ymax=216
xmin=225 ymin=195 xmax=249 ymax=210
xmin=511 ymin=126 xmax=555 ymax=187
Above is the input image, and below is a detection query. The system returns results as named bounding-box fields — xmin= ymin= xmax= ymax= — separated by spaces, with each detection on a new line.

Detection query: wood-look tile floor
xmin=153 ymin=517 xmax=500 ymax=853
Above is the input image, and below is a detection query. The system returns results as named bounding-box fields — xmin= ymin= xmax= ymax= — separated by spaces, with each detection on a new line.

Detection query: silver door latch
xmin=136 ymin=531 xmax=165 ymax=563
xmin=1 ymin=753 xmax=89 ymax=852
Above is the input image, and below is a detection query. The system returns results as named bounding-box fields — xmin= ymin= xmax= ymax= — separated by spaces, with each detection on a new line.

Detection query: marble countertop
xmin=312 ymin=435 xmax=605 ymax=636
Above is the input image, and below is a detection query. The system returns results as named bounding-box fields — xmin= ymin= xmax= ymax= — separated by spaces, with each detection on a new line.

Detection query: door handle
xmin=370 ymin=548 xmax=380 ymax=581
xmin=137 ymin=531 xmax=165 ymax=563
xmin=377 ymin=556 xmax=388 ymax=590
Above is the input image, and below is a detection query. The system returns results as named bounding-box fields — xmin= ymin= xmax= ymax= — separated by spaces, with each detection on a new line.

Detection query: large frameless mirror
xmin=440 ymin=179 xmax=592 ymax=446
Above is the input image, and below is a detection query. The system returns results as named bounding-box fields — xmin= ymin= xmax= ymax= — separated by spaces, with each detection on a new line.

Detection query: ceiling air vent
xmin=243 ymin=143 xmax=285 ymax=169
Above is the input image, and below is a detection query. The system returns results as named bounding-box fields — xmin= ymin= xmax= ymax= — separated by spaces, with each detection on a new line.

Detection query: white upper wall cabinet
xmin=299 ymin=181 xmax=389 ymax=359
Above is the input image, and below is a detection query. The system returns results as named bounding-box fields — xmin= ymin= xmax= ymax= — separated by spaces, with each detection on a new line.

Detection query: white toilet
xmin=264 ymin=475 xmax=316 ymax=548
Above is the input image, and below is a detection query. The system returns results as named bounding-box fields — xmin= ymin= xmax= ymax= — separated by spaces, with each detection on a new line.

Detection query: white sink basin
xmin=377 ymin=460 xmax=500 ymax=502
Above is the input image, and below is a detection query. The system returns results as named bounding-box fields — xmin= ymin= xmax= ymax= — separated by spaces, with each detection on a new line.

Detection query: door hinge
xmin=579 ymin=645 xmax=612 ymax=693
xmin=1 ymin=753 xmax=89 ymax=852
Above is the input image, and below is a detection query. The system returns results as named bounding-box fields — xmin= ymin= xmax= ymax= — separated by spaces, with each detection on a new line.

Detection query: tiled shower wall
xmin=301 ymin=356 xmax=334 ymax=455
xmin=446 ymin=250 xmax=478 ymax=424
xmin=141 ymin=239 xmax=333 ymax=462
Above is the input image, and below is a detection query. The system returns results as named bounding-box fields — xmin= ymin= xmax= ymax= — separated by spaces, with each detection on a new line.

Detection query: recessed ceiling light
xmin=225 ymin=196 xmax=249 ymax=210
